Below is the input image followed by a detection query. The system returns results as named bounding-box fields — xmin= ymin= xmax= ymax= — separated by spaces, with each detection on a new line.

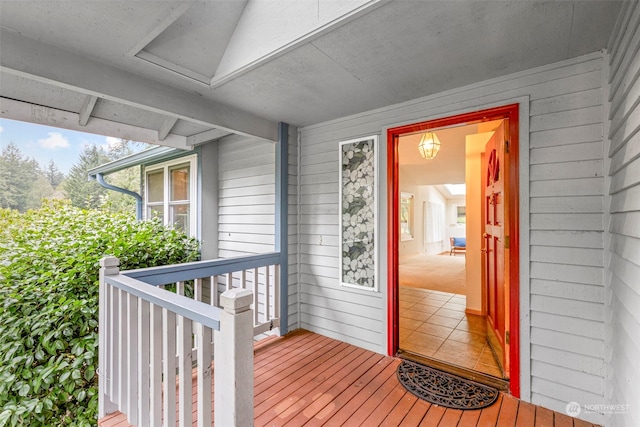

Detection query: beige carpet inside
xmin=399 ymin=253 xmax=466 ymax=295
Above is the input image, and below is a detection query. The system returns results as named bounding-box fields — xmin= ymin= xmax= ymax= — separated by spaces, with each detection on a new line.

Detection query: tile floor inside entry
xmin=399 ymin=286 xmax=503 ymax=378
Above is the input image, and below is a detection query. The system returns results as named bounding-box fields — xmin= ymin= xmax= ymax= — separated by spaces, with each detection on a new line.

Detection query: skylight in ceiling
xmin=444 ymin=184 xmax=466 ymax=196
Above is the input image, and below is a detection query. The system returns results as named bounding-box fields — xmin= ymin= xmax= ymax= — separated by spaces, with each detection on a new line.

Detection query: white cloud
xmin=37 ymin=132 xmax=70 ymax=149
xmin=0 ymin=126 xmax=4 ymax=133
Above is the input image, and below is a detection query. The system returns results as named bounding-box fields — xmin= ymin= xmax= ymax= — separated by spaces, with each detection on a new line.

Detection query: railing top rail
xmin=104 ymin=274 xmax=222 ymax=330
xmin=122 ymin=252 xmax=281 ymax=286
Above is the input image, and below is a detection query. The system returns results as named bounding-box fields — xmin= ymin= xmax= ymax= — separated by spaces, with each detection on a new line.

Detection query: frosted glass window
xmin=339 ymin=136 xmax=378 ymax=291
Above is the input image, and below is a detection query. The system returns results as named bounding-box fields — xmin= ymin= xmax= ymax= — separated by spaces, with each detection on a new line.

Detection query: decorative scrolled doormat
xmin=396 ymin=360 xmax=499 ymax=410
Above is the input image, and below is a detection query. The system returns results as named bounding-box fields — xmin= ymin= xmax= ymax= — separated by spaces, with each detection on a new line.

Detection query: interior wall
xmin=605 ymin=3 xmax=640 ymax=426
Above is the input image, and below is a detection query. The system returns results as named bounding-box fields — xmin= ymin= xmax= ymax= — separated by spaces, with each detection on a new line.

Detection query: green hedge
xmin=0 ymin=201 xmax=199 ymax=426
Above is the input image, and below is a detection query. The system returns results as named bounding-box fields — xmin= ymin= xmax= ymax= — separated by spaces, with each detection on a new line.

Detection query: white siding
xmin=606 ymin=3 xmax=640 ymax=427
xmin=215 ymin=128 xmax=299 ymax=333
xmin=218 ymin=136 xmax=275 ymax=256
xmin=299 ymin=51 xmax=609 ymax=423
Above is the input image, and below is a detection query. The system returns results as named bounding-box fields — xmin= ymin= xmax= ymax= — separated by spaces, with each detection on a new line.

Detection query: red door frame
xmin=387 ymin=104 xmax=521 ymax=397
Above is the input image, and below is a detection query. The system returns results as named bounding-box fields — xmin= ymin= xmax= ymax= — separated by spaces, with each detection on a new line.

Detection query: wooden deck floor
xmin=99 ymin=330 xmax=599 ymax=427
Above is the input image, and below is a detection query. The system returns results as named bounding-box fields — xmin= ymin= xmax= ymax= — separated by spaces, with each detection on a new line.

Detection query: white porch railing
xmin=98 ymin=253 xmax=282 ymax=427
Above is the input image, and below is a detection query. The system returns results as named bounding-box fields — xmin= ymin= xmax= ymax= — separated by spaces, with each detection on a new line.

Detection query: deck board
xmin=98 ymin=330 xmax=601 ymax=427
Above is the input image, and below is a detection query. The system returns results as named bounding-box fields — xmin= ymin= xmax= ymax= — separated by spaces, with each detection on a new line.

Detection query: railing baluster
xmin=194 ymin=278 xmax=203 ymax=302
xmin=109 ymin=284 xmax=119 ymax=403
xmin=253 ymin=268 xmax=259 ymax=326
xmin=177 ymin=281 xmax=185 ymax=296
xmin=274 ymin=264 xmax=280 ymax=324
xmin=226 ymin=272 xmax=233 ymax=290
xmin=241 ymin=270 xmax=246 ymax=289
xmin=118 ymin=288 xmax=128 ymax=414
xmin=196 ymin=324 xmax=212 ymax=427
xmin=211 ymin=275 xmax=218 ymax=307
xmin=265 ymin=266 xmax=270 ymax=324
xmin=149 ymin=304 xmax=162 ymax=426
xmin=137 ymin=299 xmax=150 ymax=427
xmin=178 ymin=316 xmax=193 ymax=427
xmin=127 ymin=293 xmax=139 ymax=424
xmin=162 ymin=309 xmax=177 ymax=427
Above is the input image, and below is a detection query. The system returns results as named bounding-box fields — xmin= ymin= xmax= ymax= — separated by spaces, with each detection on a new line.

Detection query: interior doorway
xmin=387 ymin=104 xmax=520 ymax=397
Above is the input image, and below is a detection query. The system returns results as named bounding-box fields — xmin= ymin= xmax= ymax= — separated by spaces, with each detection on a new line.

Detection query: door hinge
xmin=504 ymin=235 xmax=510 ymax=249
xmin=505 ymin=331 xmax=510 ymax=345
xmin=505 ymin=140 xmax=510 ymax=154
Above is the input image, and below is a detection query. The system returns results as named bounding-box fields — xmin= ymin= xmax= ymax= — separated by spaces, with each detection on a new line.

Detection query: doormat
xmin=396 ymin=360 xmax=499 ymax=410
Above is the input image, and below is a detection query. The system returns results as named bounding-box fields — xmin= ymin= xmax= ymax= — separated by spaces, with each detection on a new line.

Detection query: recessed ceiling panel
xmin=135 ymin=1 xmax=248 ymax=83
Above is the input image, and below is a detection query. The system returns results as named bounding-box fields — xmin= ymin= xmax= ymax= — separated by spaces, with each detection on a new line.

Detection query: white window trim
xmin=144 ymin=154 xmax=197 ymax=237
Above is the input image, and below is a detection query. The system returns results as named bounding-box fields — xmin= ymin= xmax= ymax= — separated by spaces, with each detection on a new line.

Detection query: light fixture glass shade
xmin=417 ymin=132 xmax=441 ymax=159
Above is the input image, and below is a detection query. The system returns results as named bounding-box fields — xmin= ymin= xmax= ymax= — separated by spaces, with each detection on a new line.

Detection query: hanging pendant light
xmin=417 ymin=131 xmax=441 ymax=159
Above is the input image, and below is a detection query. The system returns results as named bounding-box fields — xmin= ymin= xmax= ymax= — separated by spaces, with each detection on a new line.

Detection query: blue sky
xmin=0 ymin=118 xmax=127 ymax=174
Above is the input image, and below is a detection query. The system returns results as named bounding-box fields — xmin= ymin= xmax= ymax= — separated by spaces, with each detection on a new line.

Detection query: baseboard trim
xmin=465 ymin=308 xmax=483 ymax=315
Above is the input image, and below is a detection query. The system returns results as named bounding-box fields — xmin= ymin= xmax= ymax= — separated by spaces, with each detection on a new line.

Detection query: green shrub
xmin=0 ymin=200 xmax=199 ymax=426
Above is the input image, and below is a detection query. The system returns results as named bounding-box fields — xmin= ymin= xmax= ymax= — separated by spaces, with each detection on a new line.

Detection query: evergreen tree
xmin=64 ymin=145 xmax=110 ymax=209
xmin=0 ymin=142 xmax=40 ymax=211
xmin=44 ymin=159 xmax=65 ymax=188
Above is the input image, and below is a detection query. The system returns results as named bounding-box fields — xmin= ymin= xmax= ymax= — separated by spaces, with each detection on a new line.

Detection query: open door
xmin=387 ymin=104 xmax=520 ymax=396
xmin=482 ymin=122 xmax=510 ymax=378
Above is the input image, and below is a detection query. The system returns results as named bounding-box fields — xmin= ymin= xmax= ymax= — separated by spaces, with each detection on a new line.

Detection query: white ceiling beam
xmin=78 ymin=95 xmax=98 ymax=126
xmin=0 ymin=97 xmax=189 ymax=149
xmin=158 ymin=116 xmax=178 ymax=141
xmin=186 ymin=128 xmax=232 ymax=146
xmin=0 ymin=28 xmax=278 ymax=142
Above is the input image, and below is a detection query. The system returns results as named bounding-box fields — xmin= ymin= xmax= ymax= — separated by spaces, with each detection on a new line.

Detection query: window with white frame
xmin=144 ymin=155 xmax=197 ymax=237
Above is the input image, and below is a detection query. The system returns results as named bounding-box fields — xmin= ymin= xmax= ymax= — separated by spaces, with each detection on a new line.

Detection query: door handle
xmin=481 ymin=248 xmax=487 ymax=254
xmin=483 ymin=233 xmax=489 ymax=238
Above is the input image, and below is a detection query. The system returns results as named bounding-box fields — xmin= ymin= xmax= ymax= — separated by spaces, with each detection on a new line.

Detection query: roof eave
xmin=87 ymin=146 xmax=189 ymax=178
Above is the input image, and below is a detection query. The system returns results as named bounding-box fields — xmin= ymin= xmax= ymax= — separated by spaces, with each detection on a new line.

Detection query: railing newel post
xmin=214 ymin=289 xmax=254 ymax=427
xmin=99 ymin=256 xmax=120 ymax=418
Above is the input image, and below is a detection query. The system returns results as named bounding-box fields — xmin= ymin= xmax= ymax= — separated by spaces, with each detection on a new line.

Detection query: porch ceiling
xmin=0 ymin=0 xmax=621 ymax=145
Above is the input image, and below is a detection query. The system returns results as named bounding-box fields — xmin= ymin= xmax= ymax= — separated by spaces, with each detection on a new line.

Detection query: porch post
xmin=214 ymin=289 xmax=254 ymax=427
xmin=98 ymin=256 xmax=119 ymax=417
xmin=275 ymin=121 xmax=289 ymax=334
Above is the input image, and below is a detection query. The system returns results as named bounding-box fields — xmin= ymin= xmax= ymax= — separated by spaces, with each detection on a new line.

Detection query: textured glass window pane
xmin=147 ymin=170 xmax=164 ymax=203
xmin=170 ymin=204 xmax=189 ymax=233
xmin=170 ymin=165 xmax=189 ymax=201
xmin=147 ymin=205 xmax=164 ymax=223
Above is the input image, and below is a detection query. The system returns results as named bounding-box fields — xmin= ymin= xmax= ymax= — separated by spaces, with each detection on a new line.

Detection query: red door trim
xmin=387 ymin=104 xmax=521 ymax=397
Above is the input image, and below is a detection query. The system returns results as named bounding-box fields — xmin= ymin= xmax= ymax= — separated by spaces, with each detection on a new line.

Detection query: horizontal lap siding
xmin=300 ymin=50 xmax=608 ymax=423
xmin=216 ymin=129 xmax=300 ymax=333
xmin=606 ymin=3 xmax=640 ymax=427
xmin=218 ymin=137 xmax=275 ymax=257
